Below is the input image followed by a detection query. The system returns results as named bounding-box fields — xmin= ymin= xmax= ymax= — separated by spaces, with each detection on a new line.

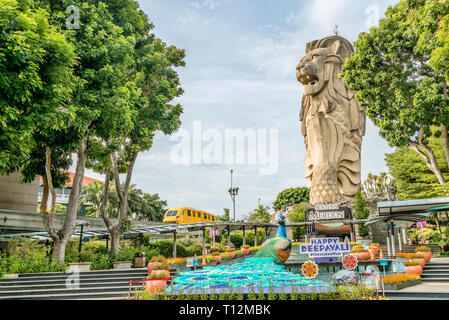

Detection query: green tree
xmin=127 ymin=186 xmax=167 ymax=222
xmin=93 ymin=0 xmax=185 ymax=255
xmin=353 ymin=192 xmax=370 ymax=238
xmin=247 ymin=205 xmax=271 ymax=223
xmin=0 ymin=0 xmax=81 ymax=261
xmin=362 ymin=172 xmax=397 ymax=202
xmin=342 ymin=0 xmax=449 ymax=186
xmin=288 ymin=204 xmax=307 ymax=241
xmin=218 ymin=208 xmax=230 ymax=222
xmin=273 ymin=187 xmax=309 ymax=212
xmin=385 ymin=135 xmax=449 ymax=199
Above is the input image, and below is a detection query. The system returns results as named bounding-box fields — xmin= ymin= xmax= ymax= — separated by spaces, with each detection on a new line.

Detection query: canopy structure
xmin=0 ymin=222 xmax=279 ymax=242
xmin=364 ymin=213 xmax=428 ymax=227
xmin=427 ymin=205 xmax=449 ymax=213
xmin=377 ymin=197 xmax=449 ymax=216
xmin=365 ymin=197 xmax=449 ymax=227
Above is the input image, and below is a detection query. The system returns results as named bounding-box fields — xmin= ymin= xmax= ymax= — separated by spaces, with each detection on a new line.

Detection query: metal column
xmin=390 ymin=222 xmax=396 ymax=257
xmin=173 ymin=230 xmax=177 ymax=258
xmin=242 ymin=226 xmax=246 ymax=246
xmin=397 ymin=228 xmax=402 ymax=252
xmin=254 ymin=227 xmax=258 ymax=246
xmin=227 ymin=226 xmax=231 ymax=249
xmin=202 ymin=227 xmax=206 ymax=255
xmin=402 ymin=227 xmax=407 ymax=245
xmin=386 ymin=227 xmax=391 ymax=258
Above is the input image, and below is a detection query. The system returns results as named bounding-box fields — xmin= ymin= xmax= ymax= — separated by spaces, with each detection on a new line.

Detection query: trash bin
xmin=134 ymin=252 xmax=146 ymax=268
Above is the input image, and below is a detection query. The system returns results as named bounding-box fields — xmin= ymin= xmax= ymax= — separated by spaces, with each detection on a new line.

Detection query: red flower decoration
xmin=342 ymin=254 xmax=358 ymax=270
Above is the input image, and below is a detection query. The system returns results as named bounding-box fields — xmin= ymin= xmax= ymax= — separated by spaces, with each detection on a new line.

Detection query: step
xmin=0 ymin=279 xmax=147 ymax=292
xmin=421 ymin=278 xmax=449 ymax=282
xmin=10 ymin=268 xmax=148 ymax=279
xmin=0 ymin=290 xmax=132 ymax=300
xmin=421 ymin=274 xmax=449 ymax=279
xmin=425 ymin=264 xmax=449 ymax=267
xmin=0 ymin=275 xmax=147 ymax=287
xmin=423 ymin=265 xmax=449 ymax=269
xmin=0 ymin=272 xmax=148 ymax=283
xmin=423 ymin=267 xmax=449 ymax=272
xmin=0 ymin=285 xmax=132 ymax=298
xmin=384 ymin=291 xmax=449 ymax=299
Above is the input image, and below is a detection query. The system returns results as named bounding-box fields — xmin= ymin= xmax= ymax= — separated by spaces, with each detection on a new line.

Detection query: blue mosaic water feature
xmin=171 ymin=257 xmax=332 ymax=292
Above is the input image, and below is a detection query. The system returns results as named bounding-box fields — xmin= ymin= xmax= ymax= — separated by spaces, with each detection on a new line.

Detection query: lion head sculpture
xmin=296 ymin=36 xmax=366 ymax=205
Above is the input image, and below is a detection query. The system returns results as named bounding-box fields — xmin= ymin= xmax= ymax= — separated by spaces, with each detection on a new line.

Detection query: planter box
xmin=68 ymin=262 xmax=91 ymax=273
xmin=113 ymin=261 xmax=132 ymax=269
xmin=384 ymin=279 xmax=421 ymax=290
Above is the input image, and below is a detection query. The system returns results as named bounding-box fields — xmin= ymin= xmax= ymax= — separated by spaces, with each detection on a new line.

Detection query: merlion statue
xmin=296 ymin=35 xmax=366 ymax=205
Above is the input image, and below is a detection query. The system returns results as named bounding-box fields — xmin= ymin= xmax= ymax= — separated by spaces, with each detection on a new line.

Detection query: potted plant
xmin=150 ymin=263 xmax=170 ymax=277
xmin=211 ymin=251 xmax=222 ymax=262
xmin=351 ymin=247 xmax=370 ymax=260
xmin=404 ymin=260 xmax=423 ymax=276
xmin=166 ymin=257 xmax=187 ymax=269
xmin=240 ymin=245 xmax=250 ymax=255
xmin=147 ymin=255 xmax=166 ymax=273
xmin=112 ymin=261 xmax=133 ymax=269
xmin=410 ymin=254 xmax=426 ymax=268
xmin=67 ymin=262 xmax=92 ymax=273
xmin=415 ymin=246 xmax=432 ymax=263
xmin=226 ymin=248 xmax=236 ymax=259
xmin=145 ymin=272 xmax=169 ymax=293
xmin=368 ymin=243 xmax=380 ymax=255
xmin=220 ymin=253 xmax=231 ymax=260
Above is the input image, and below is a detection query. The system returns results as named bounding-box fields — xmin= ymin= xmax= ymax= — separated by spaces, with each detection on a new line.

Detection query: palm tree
xmin=127 ymin=185 xmax=167 ymax=221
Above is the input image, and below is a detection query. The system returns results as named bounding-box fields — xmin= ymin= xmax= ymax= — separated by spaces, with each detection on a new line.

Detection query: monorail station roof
xmin=377 ymin=197 xmax=449 ymax=216
xmin=365 ymin=197 xmax=449 ymax=227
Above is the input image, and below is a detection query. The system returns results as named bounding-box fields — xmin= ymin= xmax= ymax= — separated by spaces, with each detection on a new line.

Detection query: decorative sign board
xmin=306 ymin=204 xmax=350 ymax=222
xmin=299 ymin=237 xmax=351 ymax=258
xmin=379 ymin=258 xmax=388 ymax=267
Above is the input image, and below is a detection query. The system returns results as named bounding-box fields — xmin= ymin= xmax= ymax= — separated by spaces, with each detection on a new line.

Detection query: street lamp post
xmin=77 ymin=220 xmax=90 ymax=253
xmin=228 ymin=169 xmax=239 ymax=222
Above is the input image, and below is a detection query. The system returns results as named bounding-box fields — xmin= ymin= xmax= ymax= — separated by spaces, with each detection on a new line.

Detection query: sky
xmin=83 ymin=0 xmax=399 ymax=220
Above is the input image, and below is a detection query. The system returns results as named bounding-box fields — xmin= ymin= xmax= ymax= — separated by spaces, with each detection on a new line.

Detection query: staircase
xmin=0 ymin=268 xmax=154 ymax=300
xmin=378 ymin=244 xmax=441 ymax=258
xmin=384 ymin=257 xmax=449 ymax=300
xmin=421 ymin=261 xmax=449 ymax=283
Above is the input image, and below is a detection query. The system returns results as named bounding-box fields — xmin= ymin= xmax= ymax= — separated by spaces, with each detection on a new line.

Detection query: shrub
xmin=404 ymin=260 xmax=420 ymax=266
xmin=383 ymin=274 xmax=420 ymax=285
xmin=415 ymin=246 xmax=431 ymax=252
xmin=396 ymin=253 xmax=424 ymax=259
xmin=2 ymin=240 xmax=66 ymax=274
xmin=351 ymin=247 xmax=368 ymax=253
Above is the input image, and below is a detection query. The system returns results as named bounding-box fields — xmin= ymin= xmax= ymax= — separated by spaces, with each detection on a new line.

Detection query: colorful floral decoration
xmin=301 ymin=260 xmax=319 ymax=279
xmin=342 ymin=254 xmax=358 ymax=270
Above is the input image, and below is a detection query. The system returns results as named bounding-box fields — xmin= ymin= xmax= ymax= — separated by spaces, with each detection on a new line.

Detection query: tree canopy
xmin=246 ymin=205 xmax=271 ymax=223
xmin=342 ymin=0 xmax=449 ymax=185
xmin=385 ymin=134 xmax=449 ymax=199
xmin=272 ymin=187 xmax=309 ymax=212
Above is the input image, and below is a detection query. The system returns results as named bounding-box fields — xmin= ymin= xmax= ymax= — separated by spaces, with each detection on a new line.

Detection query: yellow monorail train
xmin=163 ymin=207 xmax=217 ymax=224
